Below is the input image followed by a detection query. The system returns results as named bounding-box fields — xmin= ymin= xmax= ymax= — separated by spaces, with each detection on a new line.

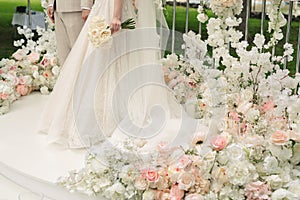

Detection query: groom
xmin=47 ymin=0 xmax=94 ymax=65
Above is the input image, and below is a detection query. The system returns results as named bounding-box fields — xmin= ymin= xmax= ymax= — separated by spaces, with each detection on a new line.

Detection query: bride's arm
xmin=110 ymin=0 xmax=123 ymax=34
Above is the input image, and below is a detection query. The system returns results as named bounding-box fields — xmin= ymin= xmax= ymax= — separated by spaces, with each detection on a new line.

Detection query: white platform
xmin=0 ymin=93 xmax=91 ymax=200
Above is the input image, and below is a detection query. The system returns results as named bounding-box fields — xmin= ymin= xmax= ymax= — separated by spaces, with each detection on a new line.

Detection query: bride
xmin=39 ymin=0 xmax=199 ymax=149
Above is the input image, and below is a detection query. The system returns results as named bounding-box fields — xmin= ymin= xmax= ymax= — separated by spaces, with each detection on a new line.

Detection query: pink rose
xmin=10 ymin=66 xmax=17 ymax=71
xmin=245 ymin=181 xmax=271 ymax=200
xmin=12 ymin=49 xmax=24 ymax=61
xmin=185 ymin=194 xmax=204 ymax=200
xmin=262 ymin=101 xmax=275 ymax=112
xmin=13 ymin=77 xmax=20 ymax=86
xmin=27 ymin=52 xmax=40 ymax=63
xmin=144 ymin=169 xmax=159 ymax=182
xmin=229 ymin=111 xmax=240 ymax=122
xmin=177 ymin=155 xmax=192 ymax=169
xmin=211 ymin=135 xmax=227 ymax=151
xmin=271 ymin=130 xmax=289 ymax=145
xmin=0 ymin=69 xmax=3 ymax=75
xmin=170 ymin=184 xmax=184 ymax=200
xmin=19 ymin=77 xmax=27 ymax=85
xmin=16 ymin=84 xmax=30 ymax=96
xmin=0 ymin=93 xmax=8 ymax=100
xmin=40 ymin=57 xmax=50 ymax=67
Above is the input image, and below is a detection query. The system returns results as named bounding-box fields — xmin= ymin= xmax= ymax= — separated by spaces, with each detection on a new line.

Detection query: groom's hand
xmin=82 ymin=9 xmax=91 ymax=22
xmin=47 ymin=6 xmax=54 ymax=23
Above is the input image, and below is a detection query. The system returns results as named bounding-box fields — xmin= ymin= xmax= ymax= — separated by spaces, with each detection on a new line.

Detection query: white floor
xmin=0 ymin=93 xmax=86 ymax=199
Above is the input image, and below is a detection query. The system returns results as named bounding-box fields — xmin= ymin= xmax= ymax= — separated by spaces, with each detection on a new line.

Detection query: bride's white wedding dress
xmin=39 ymin=0 xmax=200 ymax=149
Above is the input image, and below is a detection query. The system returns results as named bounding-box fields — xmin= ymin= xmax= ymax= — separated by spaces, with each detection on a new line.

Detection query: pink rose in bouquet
xmin=12 ymin=49 xmax=24 ymax=61
xmin=245 ymin=181 xmax=271 ymax=200
xmin=0 ymin=93 xmax=9 ymax=100
xmin=27 ymin=52 xmax=40 ymax=63
xmin=170 ymin=184 xmax=184 ymax=200
xmin=40 ymin=57 xmax=50 ymax=68
xmin=16 ymin=84 xmax=30 ymax=96
xmin=262 ymin=100 xmax=275 ymax=112
xmin=142 ymin=169 xmax=159 ymax=182
xmin=271 ymin=130 xmax=289 ymax=145
xmin=211 ymin=135 xmax=227 ymax=151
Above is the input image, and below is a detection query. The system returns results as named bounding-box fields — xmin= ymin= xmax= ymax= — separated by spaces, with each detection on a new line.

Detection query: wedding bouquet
xmin=88 ymin=16 xmax=135 ymax=48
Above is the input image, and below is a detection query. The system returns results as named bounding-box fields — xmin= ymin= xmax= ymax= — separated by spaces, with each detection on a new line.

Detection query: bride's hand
xmin=110 ymin=17 xmax=121 ymax=34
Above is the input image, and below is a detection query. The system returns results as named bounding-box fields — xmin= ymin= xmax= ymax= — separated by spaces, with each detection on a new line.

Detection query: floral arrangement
xmin=88 ymin=16 xmax=135 ymax=48
xmin=59 ymin=0 xmax=300 ymax=199
xmin=0 ymin=26 xmax=59 ymax=114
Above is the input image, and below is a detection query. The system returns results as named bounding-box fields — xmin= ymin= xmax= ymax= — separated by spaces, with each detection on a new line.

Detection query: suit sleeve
xmin=80 ymin=0 xmax=94 ymax=9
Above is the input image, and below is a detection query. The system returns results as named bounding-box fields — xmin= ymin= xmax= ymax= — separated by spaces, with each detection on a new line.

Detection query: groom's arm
xmin=81 ymin=0 xmax=94 ymax=21
xmin=47 ymin=0 xmax=55 ymax=23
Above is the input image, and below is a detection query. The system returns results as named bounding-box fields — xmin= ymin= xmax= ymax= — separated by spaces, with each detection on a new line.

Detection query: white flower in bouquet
xmin=88 ymin=16 xmax=135 ymax=48
xmin=103 ymin=182 xmax=126 ymax=200
xmin=40 ymin=86 xmax=50 ymax=95
xmin=226 ymin=161 xmax=257 ymax=186
xmin=271 ymin=188 xmax=296 ymax=200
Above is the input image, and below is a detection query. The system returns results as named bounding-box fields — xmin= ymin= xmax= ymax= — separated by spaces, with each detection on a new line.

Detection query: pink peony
xmin=211 ymin=135 xmax=227 ymax=151
xmin=16 ymin=84 xmax=30 ymax=96
xmin=0 ymin=69 xmax=2 ymax=75
xmin=245 ymin=181 xmax=271 ymax=200
xmin=262 ymin=101 xmax=275 ymax=112
xmin=271 ymin=130 xmax=289 ymax=145
xmin=27 ymin=52 xmax=40 ymax=63
xmin=170 ymin=184 xmax=184 ymax=200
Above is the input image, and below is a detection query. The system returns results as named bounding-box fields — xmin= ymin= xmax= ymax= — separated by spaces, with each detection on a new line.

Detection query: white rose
xmin=178 ymin=172 xmax=195 ymax=190
xmin=264 ymin=156 xmax=279 ymax=174
xmin=225 ymin=144 xmax=245 ymax=161
xmin=271 ymin=188 xmax=295 ymax=200
xmin=40 ymin=86 xmax=49 ymax=95
xmin=266 ymin=175 xmax=283 ymax=189
xmin=142 ymin=190 xmax=156 ymax=200
xmin=134 ymin=177 xmax=148 ymax=190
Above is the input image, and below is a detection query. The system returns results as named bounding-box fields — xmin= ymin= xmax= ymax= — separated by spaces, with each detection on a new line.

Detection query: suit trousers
xmin=54 ymin=12 xmax=84 ymax=65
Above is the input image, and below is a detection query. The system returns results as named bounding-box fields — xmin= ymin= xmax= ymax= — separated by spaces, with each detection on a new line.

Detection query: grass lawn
xmin=0 ymin=1 xmax=299 ymax=73
xmin=0 ymin=0 xmax=43 ymax=58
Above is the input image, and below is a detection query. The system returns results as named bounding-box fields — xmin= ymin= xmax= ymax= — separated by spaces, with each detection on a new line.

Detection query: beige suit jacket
xmin=48 ymin=0 xmax=94 ymax=12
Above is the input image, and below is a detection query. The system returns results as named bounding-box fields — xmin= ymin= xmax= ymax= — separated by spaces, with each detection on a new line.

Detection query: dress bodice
xmin=90 ymin=0 xmax=137 ymax=24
